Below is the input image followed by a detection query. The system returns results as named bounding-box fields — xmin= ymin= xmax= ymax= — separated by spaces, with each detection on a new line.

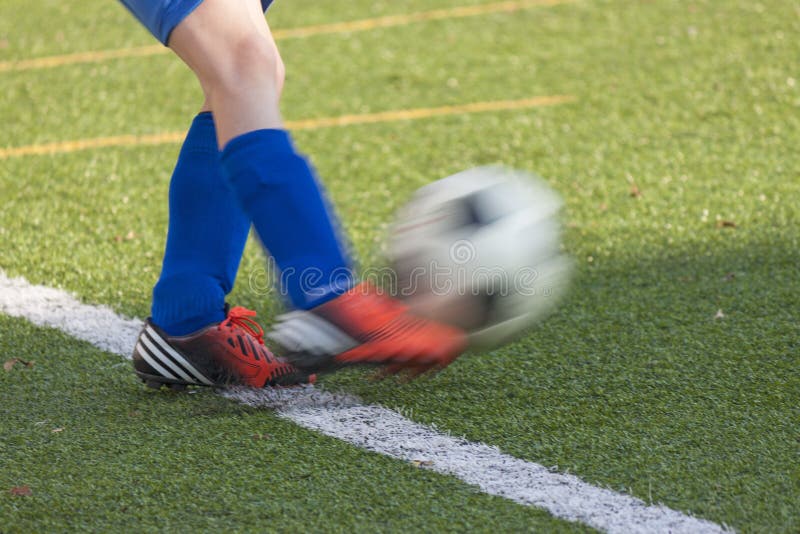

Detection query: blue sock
xmin=220 ymin=129 xmax=354 ymax=310
xmin=151 ymin=113 xmax=250 ymax=335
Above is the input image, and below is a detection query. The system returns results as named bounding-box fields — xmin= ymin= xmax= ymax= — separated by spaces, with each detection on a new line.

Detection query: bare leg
xmin=168 ymin=0 xmax=285 ymax=147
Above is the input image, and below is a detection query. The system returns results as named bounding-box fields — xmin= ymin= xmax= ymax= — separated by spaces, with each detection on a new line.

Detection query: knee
xmin=202 ymin=33 xmax=285 ymax=99
xmin=229 ymin=34 xmax=285 ymax=94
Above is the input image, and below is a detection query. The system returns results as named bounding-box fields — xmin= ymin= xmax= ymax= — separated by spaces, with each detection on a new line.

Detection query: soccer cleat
xmin=133 ymin=306 xmax=314 ymax=389
xmin=267 ymin=282 xmax=467 ymax=375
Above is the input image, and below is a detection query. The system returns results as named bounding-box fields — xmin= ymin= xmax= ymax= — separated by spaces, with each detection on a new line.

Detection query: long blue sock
xmin=220 ymin=129 xmax=354 ymax=310
xmin=151 ymin=113 xmax=250 ymax=335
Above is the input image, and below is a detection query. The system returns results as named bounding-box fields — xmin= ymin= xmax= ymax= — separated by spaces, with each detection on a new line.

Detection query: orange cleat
xmin=267 ymin=282 xmax=467 ymax=376
xmin=133 ymin=305 xmax=314 ymax=390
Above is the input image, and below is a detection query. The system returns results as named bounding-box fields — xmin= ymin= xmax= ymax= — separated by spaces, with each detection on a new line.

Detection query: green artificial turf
xmin=0 ymin=315 xmax=587 ymax=532
xmin=1 ymin=0 xmax=799 ymax=531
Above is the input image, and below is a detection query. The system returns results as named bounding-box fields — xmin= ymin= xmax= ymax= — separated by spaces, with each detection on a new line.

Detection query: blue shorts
xmin=119 ymin=0 xmax=274 ymax=45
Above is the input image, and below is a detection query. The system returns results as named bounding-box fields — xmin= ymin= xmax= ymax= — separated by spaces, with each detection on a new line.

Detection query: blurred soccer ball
xmin=388 ymin=166 xmax=572 ymax=349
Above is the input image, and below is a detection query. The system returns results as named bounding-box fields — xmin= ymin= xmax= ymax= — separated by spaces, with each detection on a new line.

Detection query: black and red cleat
xmin=133 ymin=306 xmax=314 ymax=389
xmin=267 ymin=282 xmax=467 ymax=376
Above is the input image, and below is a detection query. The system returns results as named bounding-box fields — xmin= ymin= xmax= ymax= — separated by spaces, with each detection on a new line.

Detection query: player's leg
xmin=150 ymin=105 xmax=247 ymax=336
xmin=125 ymin=0 xmax=464 ymax=377
xmin=165 ymin=0 xmax=466 ymax=376
xmin=120 ymin=0 xmax=311 ymax=388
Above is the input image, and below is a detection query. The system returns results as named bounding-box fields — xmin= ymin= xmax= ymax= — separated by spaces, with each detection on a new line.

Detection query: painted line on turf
xmin=0 ymin=271 xmax=729 ymax=534
xmin=0 ymin=95 xmax=574 ymax=159
xmin=0 ymin=0 xmax=573 ymax=73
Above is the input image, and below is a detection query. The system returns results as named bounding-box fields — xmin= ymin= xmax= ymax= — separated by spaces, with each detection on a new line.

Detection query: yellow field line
xmin=0 ymin=0 xmax=572 ymax=73
xmin=273 ymin=0 xmax=570 ymax=38
xmin=0 ymin=96 xmax=574 ymax=159
xmin=0 ymin=45 xmax=167 ymax=72
xmin=287 ymin=95 xmax=575 ymax=129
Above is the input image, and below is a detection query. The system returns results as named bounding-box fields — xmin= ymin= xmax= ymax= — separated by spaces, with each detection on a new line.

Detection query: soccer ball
xmin=388 ymin=166 xmax=572 ymax=349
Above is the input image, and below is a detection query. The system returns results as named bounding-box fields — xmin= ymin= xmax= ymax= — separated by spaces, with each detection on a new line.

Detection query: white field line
xmin=0 ymin=271 xmax=730 ymax=534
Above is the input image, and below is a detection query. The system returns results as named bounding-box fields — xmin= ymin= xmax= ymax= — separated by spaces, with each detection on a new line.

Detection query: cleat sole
xmin=137 ymin=370 xmax=195 ymax=391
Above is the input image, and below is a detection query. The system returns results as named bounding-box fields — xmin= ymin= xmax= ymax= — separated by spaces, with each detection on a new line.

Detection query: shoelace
xmin=219 ymin=306 xmax=265 ymax=345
